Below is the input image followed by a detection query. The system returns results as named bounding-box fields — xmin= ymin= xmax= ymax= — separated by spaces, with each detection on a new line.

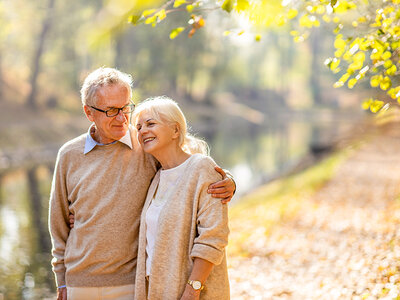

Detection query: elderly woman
xmin=133 ymin=97 xmax=230 ymax=300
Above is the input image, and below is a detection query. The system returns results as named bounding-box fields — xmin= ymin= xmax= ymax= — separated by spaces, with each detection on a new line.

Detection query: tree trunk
xmin=27 ymin=0 xmax=56 ymax=109
xmin=0 ymin=49 xmax=3 ymax=101
xmin=309 ymin=28 xmax=323 ymax=105
xmin=27 ymin=166 xmax=51 ymax=253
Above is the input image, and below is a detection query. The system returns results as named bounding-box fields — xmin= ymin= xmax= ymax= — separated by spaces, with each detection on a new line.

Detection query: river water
xmin=0 ymin=108 xmax=367 ymax=299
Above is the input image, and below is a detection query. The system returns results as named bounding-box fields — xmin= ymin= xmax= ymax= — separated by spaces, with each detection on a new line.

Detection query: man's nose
xmin=115 ymin=110 xmax=126 ymax=122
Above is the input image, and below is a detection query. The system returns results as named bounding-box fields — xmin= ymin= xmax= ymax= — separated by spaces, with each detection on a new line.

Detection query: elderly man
xmin=49 ymin=67 xmax=235 ymax=300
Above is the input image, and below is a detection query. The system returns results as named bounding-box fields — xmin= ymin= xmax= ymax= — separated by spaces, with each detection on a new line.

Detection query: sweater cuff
xmin=191 ymin=244 xmax=224 ymax=266
xmin=55 ymin=272 xmax=66 ymax=287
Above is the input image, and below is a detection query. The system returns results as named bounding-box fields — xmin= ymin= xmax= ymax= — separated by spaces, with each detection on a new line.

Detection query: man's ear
xmin=83 ymin=105 xmax=95 ymax=122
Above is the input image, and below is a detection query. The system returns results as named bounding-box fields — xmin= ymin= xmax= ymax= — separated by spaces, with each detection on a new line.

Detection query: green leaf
xmin=331 ymin=0 xmax=338 ymax=7
xmin=222 ymin=0 xmax=235 ymax=13
xmin=173 ymin=0 xmax=186 ymax=8
xmin=169 ymin=27 xmax=185 ymax=39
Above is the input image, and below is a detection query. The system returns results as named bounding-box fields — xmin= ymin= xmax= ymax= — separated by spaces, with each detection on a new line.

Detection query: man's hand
xmin=69 ymin=214 xmax=74 ymax=229
xmin=57 ymin=287 xmax=67 ymax=300
xmin=207 ymin=166 xmax=236 ymax=204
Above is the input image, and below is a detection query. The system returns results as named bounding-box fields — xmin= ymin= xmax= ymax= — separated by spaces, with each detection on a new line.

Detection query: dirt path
xmin=228 ymin=122 xmax=400 ymax=300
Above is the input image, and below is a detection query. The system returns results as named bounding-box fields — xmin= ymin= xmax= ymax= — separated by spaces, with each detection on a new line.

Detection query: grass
xmin=227 ymin=147 xmax=354 ymax=257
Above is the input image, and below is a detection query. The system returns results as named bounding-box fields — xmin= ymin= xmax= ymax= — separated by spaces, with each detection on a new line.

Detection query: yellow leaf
xmin=169 ymin=27 xmax=185 ymax=39
xmin=223 ymin=31 xmax=231 ymax=36
xmin=287 ymin=9 xmax=298 ymax=19
xmin=155 ymin=9 xmax=166 ymax=22
xmin=145 ymin=15 xmax=157 ymax=25
xmin=384 ymin=60 xmax=393 ymax=69
xmin=299 ymin=15 xmax=313 ymax=28
xmin=339 ymin=73 xmax=350 ymax=83
xmin=316 ymin=5 xmax=325 ymax=14
xmin=387 ymin=65 xmax=397 ymax=75
xmin=348 ymin=78 xmax=357 ymax=89
xmin=362 ymin=99 xmax=373 ymax=110
xmin=142 ymin=9 xmax=156 ymax=17
xmin=236 ymin=0 xmax=250 ymax=12
xmin=186 ymin=4 xmax=194 ymax=12
xmin=370 ymin=75 xmax=382 ymax=87
xmin=255 ymin=34 xmax=262 ymax=41
xmin=275 ymin=15 xmax=286 ymax=26
xmin=380 ymin=76 xmax=392 ymax=90
xmin=358 ymin=16 xmax=367 ymax=23
xmin=334 ymin=37 xmax=346 ymax=50
xmin=173 ymin=0 xmax=186 ymax=8
xmin=322 ymin=15 xmax=331 ymax=23
xmin=382 ymin=51 xmax=392 ymax=60
xmin=330 ymin=58 xmax=340 ymax=71
xmin=370 ymin=100 xmax=384 ymax=113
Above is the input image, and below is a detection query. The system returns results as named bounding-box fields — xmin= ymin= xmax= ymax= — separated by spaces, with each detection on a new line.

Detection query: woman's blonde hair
xmin=133 ymin=96 xmax=209 ymax=155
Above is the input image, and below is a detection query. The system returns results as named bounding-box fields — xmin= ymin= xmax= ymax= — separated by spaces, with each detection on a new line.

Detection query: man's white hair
xmin=80 ymin=67 xmax=133 ymax=106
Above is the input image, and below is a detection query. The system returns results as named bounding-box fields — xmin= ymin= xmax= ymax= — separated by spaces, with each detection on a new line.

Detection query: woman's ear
xmin=172 ymin=123 xmax=180 ymax=139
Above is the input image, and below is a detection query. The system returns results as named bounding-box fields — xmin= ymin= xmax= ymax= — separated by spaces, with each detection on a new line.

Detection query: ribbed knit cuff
xmin=191 ymin=244 xmax=224 ymax=266
xmin=55 ymin=272 xmax=66 ymax=288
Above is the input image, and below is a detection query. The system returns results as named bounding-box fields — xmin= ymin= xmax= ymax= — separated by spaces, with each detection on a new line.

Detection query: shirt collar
xmin=84 ymin=124 xmax=133 ymax=154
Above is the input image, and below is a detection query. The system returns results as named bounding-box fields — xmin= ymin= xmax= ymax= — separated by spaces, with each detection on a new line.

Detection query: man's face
xmin=84 ymin=84 xmax=131 ymax=144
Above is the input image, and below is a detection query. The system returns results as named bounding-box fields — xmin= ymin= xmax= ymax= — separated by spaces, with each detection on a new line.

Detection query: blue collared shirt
xmin=84 ymin=125 xmax=133 ymax=154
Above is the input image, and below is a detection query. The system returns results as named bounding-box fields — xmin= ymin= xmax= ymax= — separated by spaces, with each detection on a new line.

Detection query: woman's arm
xmin=180 ymin=258 xmax=214 ymax=300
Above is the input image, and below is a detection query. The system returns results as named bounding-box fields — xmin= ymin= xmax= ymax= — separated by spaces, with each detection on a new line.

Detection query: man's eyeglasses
xmin=89 ymin=102 xmax=135 ymax=117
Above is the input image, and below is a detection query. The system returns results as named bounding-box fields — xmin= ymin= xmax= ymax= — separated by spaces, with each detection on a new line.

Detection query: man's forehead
xmin=96 ymin=85 xmax=130 ymax=106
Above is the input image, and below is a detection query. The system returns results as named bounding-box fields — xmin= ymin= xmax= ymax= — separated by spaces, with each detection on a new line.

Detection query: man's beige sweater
xmin=135 ymin=154 xmax=230 ymax=300
xmin=48 ymin=129 xmax=157 ymax=287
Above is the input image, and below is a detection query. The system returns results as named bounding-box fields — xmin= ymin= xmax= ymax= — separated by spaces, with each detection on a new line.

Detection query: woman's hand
xmin=179 ymin=285 xmax=200 ymax=300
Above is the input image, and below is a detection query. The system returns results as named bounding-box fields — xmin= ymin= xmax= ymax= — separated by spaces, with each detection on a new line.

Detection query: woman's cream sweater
xmin=135 ymin=154 xmax=230 ymax=300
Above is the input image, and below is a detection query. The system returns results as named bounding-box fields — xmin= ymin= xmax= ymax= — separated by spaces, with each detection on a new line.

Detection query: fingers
xmin=214 ymin=166 xmax=227 ymax=178
xmin=69 ymin=213 xmax=75 ymax=229
xmin=221 ymin=196 xmax=232 ymax=204
xmin=208 ymin=178 xmax=231 ymax=190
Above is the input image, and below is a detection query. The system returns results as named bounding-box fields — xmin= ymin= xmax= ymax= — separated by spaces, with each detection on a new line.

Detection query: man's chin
xmin=112 ymin=129 xmax=128 ymax=140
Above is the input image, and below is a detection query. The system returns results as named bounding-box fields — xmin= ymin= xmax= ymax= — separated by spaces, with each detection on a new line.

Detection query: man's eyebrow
xmin=146 ymin=118 xmax=154 ymax=122
xmin=105 ymin=102 xmax=130 ymax=109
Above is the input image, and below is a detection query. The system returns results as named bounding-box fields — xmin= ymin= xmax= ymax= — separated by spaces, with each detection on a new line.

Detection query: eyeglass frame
xmin=89 ymin=102 xmax=135 ymax=117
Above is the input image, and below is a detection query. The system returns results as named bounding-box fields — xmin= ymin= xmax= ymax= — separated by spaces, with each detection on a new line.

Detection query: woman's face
xmin=135 ymin=110 xmax=179 ymax=155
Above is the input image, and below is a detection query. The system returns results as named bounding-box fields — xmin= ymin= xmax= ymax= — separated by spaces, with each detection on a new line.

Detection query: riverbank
xmin=227 ymin=114 xmax=400 ymax=299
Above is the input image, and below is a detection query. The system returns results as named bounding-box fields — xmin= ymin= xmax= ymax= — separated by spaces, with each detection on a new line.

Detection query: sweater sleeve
xmin=190 ymin=157 xmax=230 ymax=266
xmin=48 ymin=149 xmax=71 ymax=287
